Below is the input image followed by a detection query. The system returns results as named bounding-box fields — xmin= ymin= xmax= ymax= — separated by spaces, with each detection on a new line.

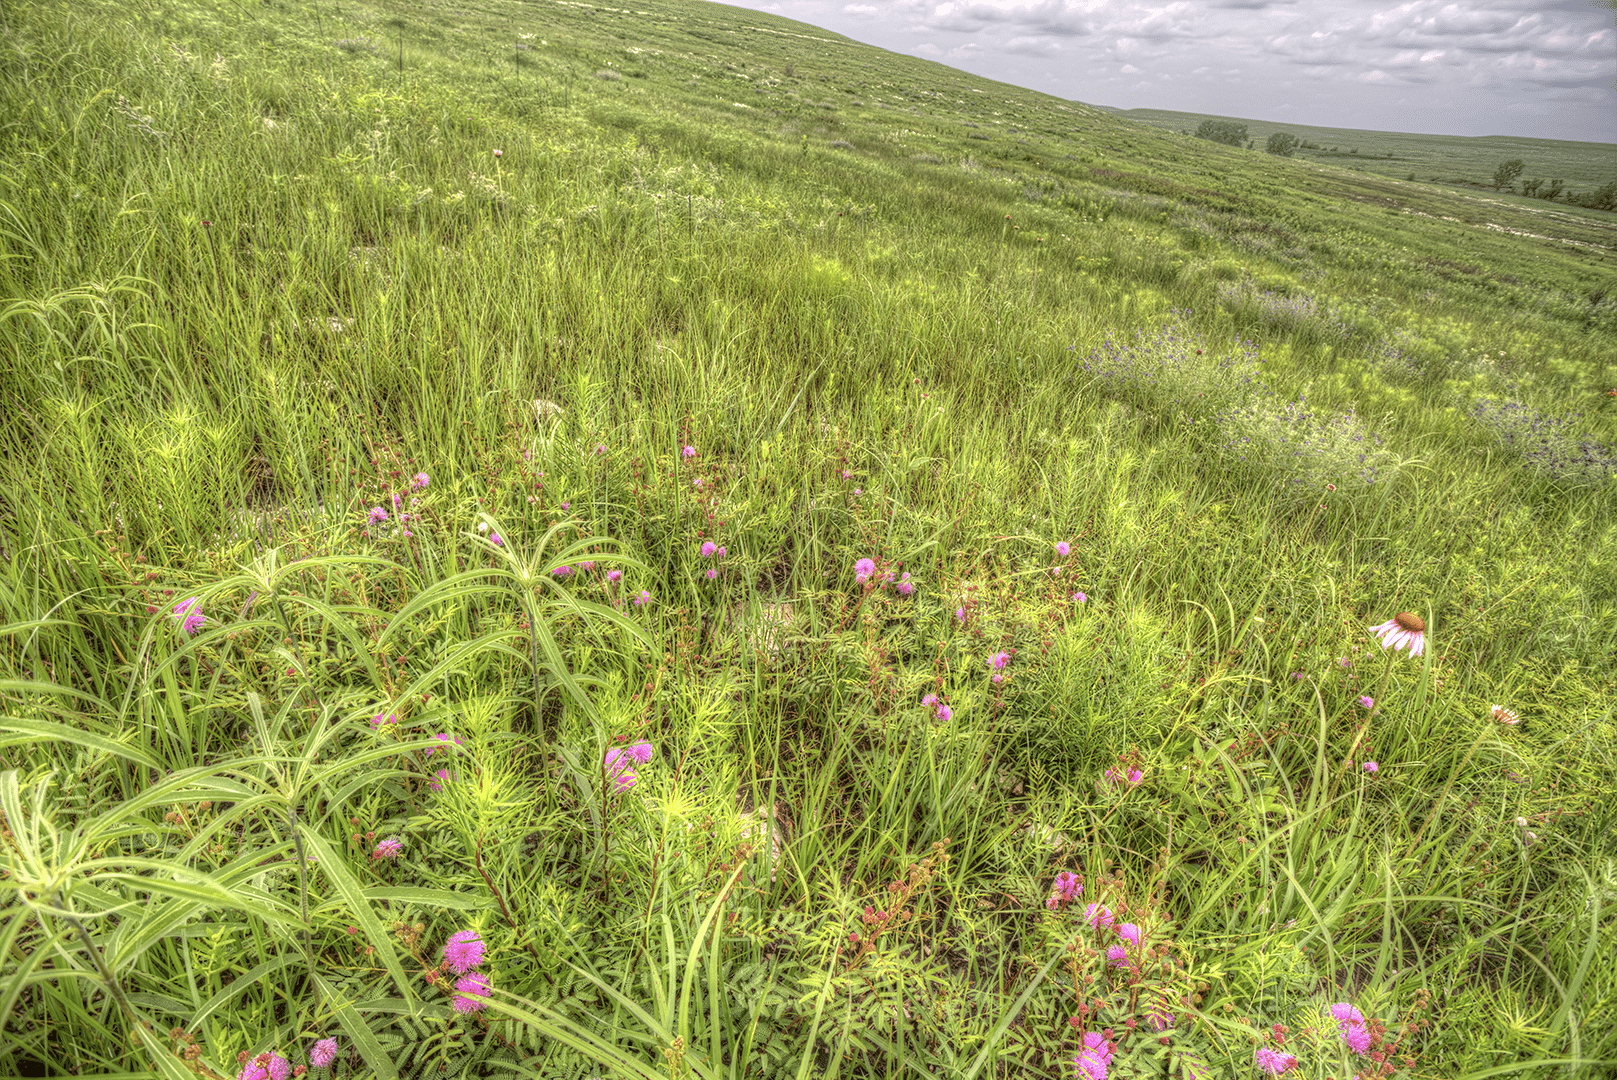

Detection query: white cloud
xmin=716 ymin=0 xmax=1616 ymax=139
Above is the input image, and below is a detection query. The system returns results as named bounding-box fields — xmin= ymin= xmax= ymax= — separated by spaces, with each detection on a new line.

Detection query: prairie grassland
xmin=1114 ymin=107 xmax=1617 ymax=194
xmin=0 ymin=1 xmax=1614 ymax=1079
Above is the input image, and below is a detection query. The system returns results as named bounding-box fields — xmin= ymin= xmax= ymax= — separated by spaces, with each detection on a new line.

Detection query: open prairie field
xmin=1112 ymin=107 xmax=1617 ymax=195
xmin=1 ymin=0 xmax=1614 ymax=1078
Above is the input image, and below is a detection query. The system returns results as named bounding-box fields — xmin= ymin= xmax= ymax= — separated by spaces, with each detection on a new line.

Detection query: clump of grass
xmin=1070 ymin=312 xmax=1265 ymax=420
xmin=1219 ymin=281 xmax=1355 ymax=345
xmin=1209 ymin=393 xmax=1394 ymax=505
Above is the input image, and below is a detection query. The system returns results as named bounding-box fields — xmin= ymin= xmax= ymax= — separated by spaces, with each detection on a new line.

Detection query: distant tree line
xmin=1492 ymin=158 xmax=1617 ymax=210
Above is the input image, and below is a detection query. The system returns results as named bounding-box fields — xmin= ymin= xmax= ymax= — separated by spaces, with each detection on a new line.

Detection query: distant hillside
xmin=1108 ymin=107 xmax=1617 ymax=193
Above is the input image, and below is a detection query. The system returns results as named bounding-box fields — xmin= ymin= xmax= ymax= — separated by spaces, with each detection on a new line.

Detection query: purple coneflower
xmin=1368 ymin=611 xmax=1426 ymax=657
xmin=1491 ymin=704 xmax=1520 ymax=726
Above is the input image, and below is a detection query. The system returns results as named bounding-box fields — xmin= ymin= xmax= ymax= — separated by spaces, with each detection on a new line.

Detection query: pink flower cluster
xmin=1072 ymin=1031 xmax=1113 ymax=1080
xmin=237 ymin=1053 xmax=290 ymax=1080
xmin=1046 ymin=871 xmax=1082 ymax=910
xmin=442 ymin=930 xmax=492 ymax=1014
xmin=1255 ymin=1048 xmax=1298 ymax=1075
xmin=308 ymin=1038 xmax=338 ymax=1069
xmin=605 ymin=740 xmax=654 ymax=791
xmin=1332 ymin=1003 xmax=1373 ymax=1057
xmin=171 ymin=597 xmax=206 ymax=637
xmin=1103 ymin=765 xmax=1144 ymax=787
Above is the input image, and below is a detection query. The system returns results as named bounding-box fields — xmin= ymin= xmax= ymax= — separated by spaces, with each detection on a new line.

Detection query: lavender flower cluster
xmin=1470 ymin=399 xmax=1617 ymax=485
xmin=1210 ymin=394 xmax=1392 ymax=499
xmin=1071 ymin=313 xmax=1263 ymax=418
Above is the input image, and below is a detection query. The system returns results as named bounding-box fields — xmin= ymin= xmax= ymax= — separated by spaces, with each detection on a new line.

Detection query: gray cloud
xmin=715 ymin=0 xmax=1617 ymax=140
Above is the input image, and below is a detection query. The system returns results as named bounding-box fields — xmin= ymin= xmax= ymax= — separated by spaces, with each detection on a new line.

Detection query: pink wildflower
xmin=854 ymin=558 xmax=875 ymax=584
xmin=1255 ymin=1048 xmax=1297 ymax=1075
xmin=371 ymin=838 xmax=403 ymax=860
xmin=308 ymin=1039 xmax=337 ymax=1069
xmin=1073 ymin=1031 xmax=1113 ymax=1080
xmin=450 ymin=972 xmax=491 ymax=1014
xmin=443 ymin=930 xmax=486 ymax=974
xmin=1084 ymin=903 xmax=1115 ymax=930
xmin=1368 ymin=611 xmax=1426 ymax=657
xmin=171 ymin=597 xmax=207 ymax=636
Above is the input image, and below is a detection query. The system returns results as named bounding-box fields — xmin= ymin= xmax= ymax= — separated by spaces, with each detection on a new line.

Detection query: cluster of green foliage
xmin=1195 ymin=119 xmax=1248 ymax=147
xmin=1 ymin=0 xmax=1614 ymax=1078
xmin=1265 ymin=132 xmax=1300 ymax=158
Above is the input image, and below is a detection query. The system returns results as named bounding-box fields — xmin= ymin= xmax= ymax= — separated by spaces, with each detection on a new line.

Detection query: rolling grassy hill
xmin=1109 ymin=107 xmax=1617 ymax=194
xmin=1 ymin=0 xmax=1614 ymax=1078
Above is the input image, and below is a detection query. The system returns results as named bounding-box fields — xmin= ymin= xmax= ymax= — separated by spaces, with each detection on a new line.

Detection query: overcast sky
xmin=714 ymin=0 xmax=1616 ymax=143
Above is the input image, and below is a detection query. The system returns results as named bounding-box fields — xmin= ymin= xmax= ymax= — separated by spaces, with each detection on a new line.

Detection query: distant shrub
xmin=1491 ymin=159 xmax=1524 ymax=191
xmin=1265 ymin=132 xmax=1299 ymax=157
xmin=1471 ymin=400 xmax=1617 ymax=485
xmin=1195 ymin=119 xmax=1247 ymax=147
xmin=593 ymin=69 xmax=622 ymax=80
xmin=333 ymin=37 xmax=373 ymax=52
xmin=1567 ymin=180 xmax=1617 ymax=212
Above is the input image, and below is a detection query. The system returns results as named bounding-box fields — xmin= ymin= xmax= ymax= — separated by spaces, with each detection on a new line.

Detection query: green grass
xmin=1 ymin=0 xmax=1614 ymax=1078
